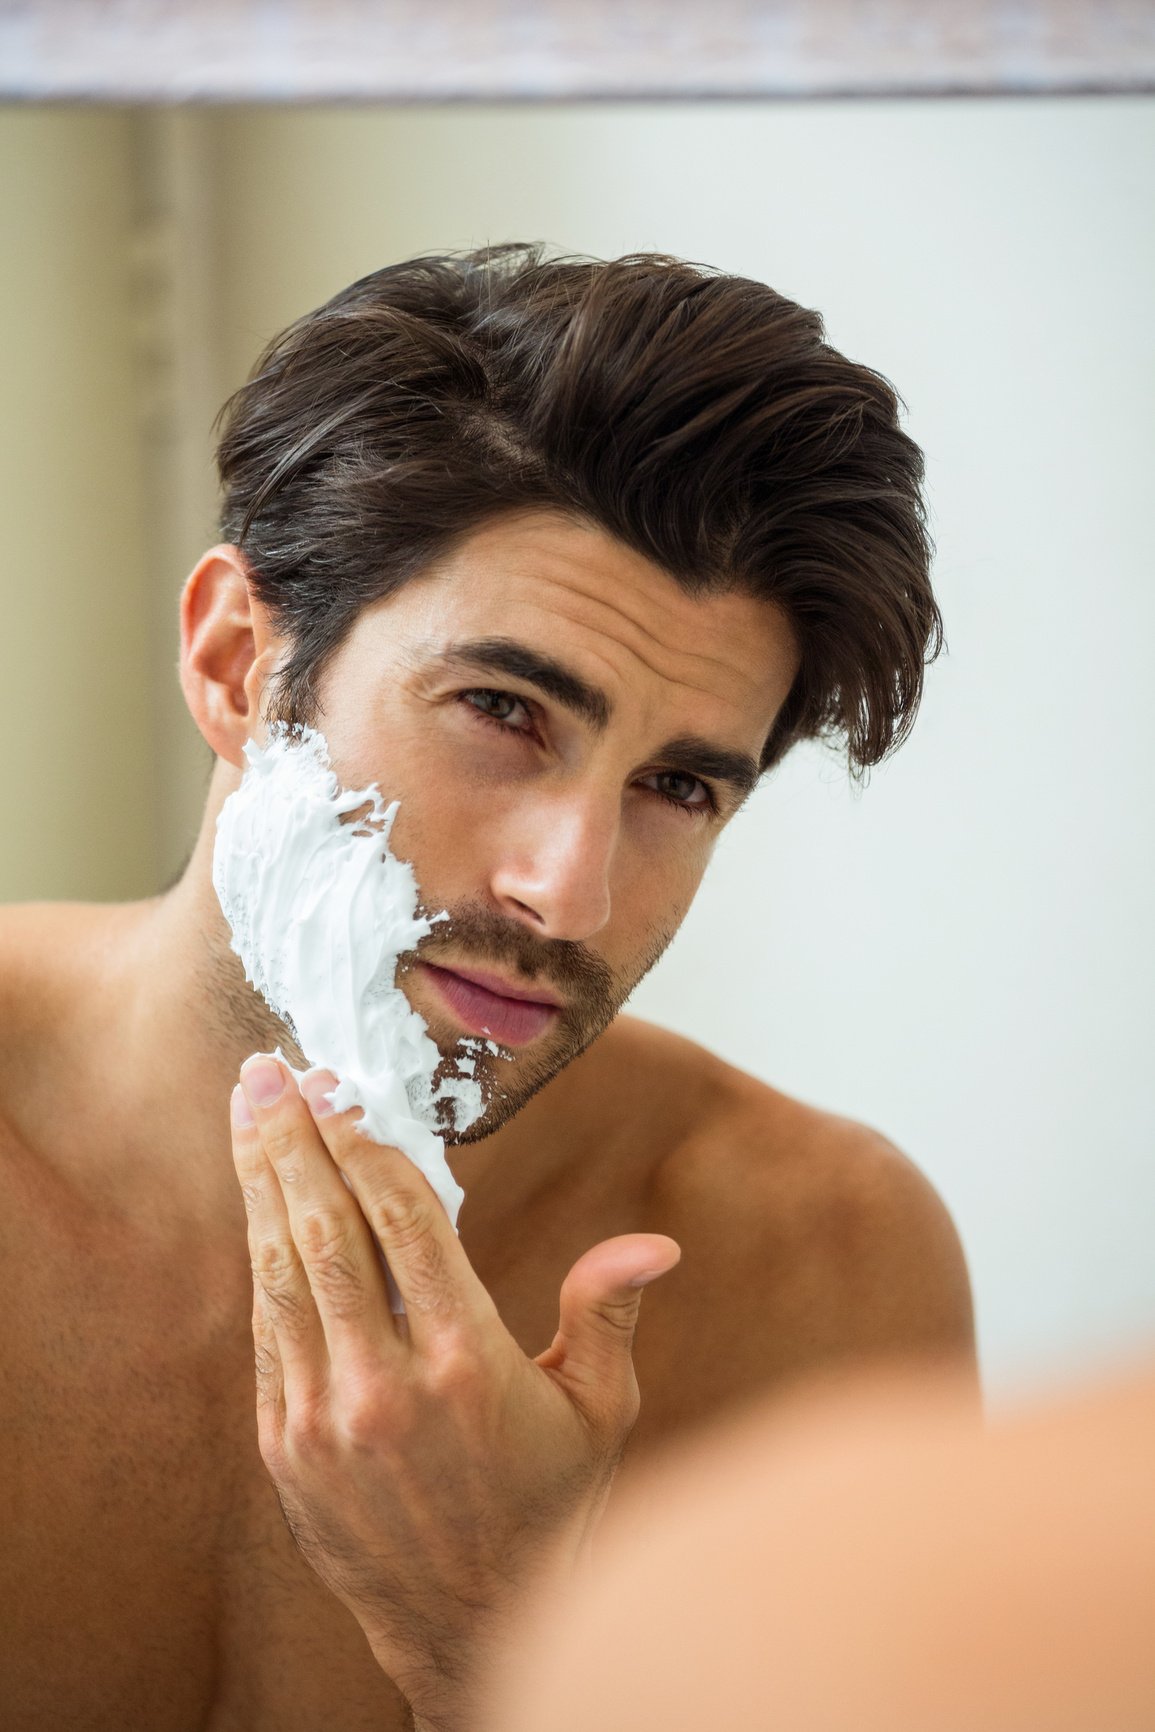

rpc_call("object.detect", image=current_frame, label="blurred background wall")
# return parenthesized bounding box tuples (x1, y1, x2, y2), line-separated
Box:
(2, 96, 1152, 1401)
(0, 107, 157, 900)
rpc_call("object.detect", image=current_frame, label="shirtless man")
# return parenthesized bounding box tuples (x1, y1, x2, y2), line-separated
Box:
(1, 244, 976, 1730)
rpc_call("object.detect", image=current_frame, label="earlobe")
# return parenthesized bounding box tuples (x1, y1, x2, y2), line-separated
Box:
(179, 544, 279, 767)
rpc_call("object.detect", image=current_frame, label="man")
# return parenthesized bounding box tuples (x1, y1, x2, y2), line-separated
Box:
(1, 244, 975, 1729)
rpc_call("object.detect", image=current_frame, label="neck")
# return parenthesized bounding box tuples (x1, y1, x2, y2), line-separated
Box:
(117, 764, 289, 1132)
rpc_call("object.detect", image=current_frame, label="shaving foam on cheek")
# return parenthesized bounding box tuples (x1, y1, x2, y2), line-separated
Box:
(211, 723, 488, 1248)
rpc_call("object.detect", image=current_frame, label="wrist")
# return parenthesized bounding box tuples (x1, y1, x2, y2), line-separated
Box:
(364, 1622, 482, 1732)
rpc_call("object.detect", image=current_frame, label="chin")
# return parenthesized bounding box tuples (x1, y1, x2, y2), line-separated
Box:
(441, 1019, 616, 1145)
(440, 1085, 544, 1144)
(435, 1068, 546, 1145)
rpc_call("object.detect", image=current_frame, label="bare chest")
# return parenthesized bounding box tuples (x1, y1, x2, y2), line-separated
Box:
(1, 1097, 759, 1731)
(1, 1156, 659, 1732)
(2, 1189, 413, 1731)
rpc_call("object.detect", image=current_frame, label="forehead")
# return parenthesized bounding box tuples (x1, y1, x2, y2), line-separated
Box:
(355, 510, 800, 740)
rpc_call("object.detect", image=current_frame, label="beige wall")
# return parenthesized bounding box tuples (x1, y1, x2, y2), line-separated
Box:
(0, 107, 156, 901)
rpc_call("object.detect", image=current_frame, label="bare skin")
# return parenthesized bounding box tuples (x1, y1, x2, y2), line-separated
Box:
(486, 1358, 1155, 1732)
(0, 511, 976, 1728)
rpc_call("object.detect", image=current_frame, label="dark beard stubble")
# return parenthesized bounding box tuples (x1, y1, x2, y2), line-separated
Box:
(400, 898, 677, 1144)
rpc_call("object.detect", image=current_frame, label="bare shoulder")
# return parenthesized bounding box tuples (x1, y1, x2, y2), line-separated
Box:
(0, 904, 88, 1113)
(0, 906, 95, 1373)
(606, 1017, 978, 1442)
(0, 899, 141, 1183)
(0, 900, 98, 1046)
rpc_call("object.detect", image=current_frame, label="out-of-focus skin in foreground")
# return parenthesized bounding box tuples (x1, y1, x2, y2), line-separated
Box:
(484, 1355, 1155, 1732)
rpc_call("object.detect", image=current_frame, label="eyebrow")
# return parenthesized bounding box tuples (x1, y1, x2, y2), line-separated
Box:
(434, 636, 611, 729)
(432, 635, 763, 808)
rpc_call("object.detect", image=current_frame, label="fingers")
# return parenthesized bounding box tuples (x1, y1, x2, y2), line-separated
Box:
(231, 1058, 398, 1389)
(543, 1235, 682, 1438)
(231, 1078, 330, 1413)
(299, 1073, 498, 1350)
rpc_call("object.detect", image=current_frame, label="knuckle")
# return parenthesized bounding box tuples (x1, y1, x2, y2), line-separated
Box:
(272, 1150, 307, 1187)
(251, 1241, 310, 1331)
(298, 1212, 364, 1313)
(297, 1206, 348, 1259)
(425, 1336, 479, 1404)
(260, 1116, 307, 1178)
(338, 1394, 386, 1452)
(251, 1233, 297, 1290)
(355, 1157, 460, 1312)
(231, 1140, 266, 1181)
(335, 1372, 404, 1451)
(405, 1256, 457, 1319)
(253, 1340, 280, 1390)
(367, 1192, 456, 1310)
(369, 1185, 434, 1251)
(595, 1295, 642, 1338)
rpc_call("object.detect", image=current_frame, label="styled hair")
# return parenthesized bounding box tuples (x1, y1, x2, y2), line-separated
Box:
(216, 243, 940, 781)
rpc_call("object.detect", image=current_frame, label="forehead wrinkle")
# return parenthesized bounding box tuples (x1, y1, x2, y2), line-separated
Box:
(517, 575, 769, 711)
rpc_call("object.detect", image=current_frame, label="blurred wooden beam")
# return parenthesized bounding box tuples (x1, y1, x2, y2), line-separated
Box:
(2, 0, 1152, 102)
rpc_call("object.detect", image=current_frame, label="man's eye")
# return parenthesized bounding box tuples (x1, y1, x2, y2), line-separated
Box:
(644, 770, 713, 814)
(461, 689, 532, 730)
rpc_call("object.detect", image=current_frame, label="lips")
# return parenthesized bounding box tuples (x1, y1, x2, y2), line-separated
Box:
(416, 961, 559, 1047)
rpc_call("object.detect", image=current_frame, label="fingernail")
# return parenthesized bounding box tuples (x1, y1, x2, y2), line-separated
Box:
(628, 1268, 668, 1289)
(230, 1083, 255, 1128)
(300, 1070, 338, 1117)
(240, 1056, 285, 1108)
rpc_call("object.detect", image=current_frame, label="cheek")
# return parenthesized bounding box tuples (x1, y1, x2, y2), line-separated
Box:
(328, 708, 479, 827)
(611, 826, 713, 956)
(624, 799, 717, 887)
(378, 742, 504, 891)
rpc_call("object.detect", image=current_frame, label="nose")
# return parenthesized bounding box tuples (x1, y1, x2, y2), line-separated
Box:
(489, 787, 617, 941)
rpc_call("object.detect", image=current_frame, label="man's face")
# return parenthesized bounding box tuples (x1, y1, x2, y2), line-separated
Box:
(268, 510, 800, 1140)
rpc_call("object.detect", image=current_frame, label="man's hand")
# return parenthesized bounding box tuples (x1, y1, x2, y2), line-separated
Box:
(229, 1054, 680, 1732)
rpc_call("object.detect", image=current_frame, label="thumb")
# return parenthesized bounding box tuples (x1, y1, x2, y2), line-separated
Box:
(539, 1233, 682, 1430)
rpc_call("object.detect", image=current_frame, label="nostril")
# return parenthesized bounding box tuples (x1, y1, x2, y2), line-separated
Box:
(509, 897, 548, 925)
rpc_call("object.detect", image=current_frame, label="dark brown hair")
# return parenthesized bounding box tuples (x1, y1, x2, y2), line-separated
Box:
(216, 243, 940, 781)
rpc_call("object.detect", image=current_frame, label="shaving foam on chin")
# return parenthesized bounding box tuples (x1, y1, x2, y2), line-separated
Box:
(212, 723, 486, 1240)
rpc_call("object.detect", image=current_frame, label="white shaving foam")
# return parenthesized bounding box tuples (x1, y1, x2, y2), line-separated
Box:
(212, 724, 486, 1243)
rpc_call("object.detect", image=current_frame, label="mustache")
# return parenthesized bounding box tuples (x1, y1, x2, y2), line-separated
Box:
(409, 899, 618, 1013)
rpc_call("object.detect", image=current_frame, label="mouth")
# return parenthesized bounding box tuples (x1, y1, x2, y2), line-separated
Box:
(415, 961, 561, 1048)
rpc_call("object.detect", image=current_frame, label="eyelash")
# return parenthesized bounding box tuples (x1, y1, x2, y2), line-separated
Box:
(458, 689, 717, 818)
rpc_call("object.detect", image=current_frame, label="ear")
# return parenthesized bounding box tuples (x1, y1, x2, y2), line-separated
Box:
(179, 545, 282, 768)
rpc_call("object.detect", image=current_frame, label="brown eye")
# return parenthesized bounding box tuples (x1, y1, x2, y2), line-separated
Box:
(461, 689, 532, 730)
(660, 772, 700, 802)
(642, 769, 713, 814)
